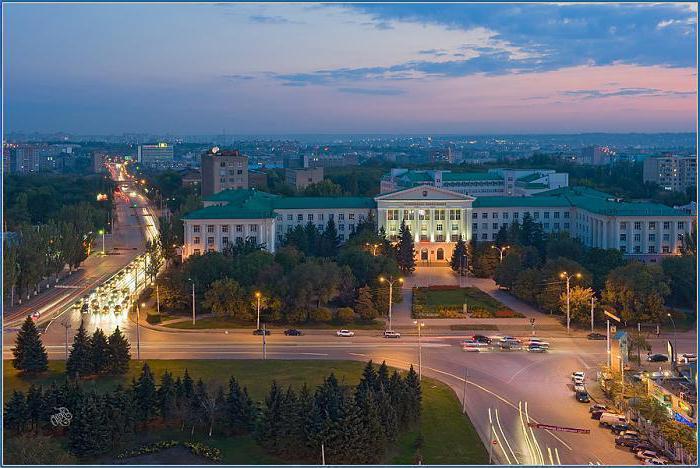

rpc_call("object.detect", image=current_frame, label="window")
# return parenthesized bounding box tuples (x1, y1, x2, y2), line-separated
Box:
(619, 246, 626, 253)
(436, 234, 445, 242)
(207, 225, 214, 233)
(492, 223, 498, 230)
(207, 236, 214, 245)
(648, 245, 656, 254)
(222, 237, 229, 245)
(237, 170, 243, 175)
(403, 211, 413, 220)
(436, 224, 443, 231)
(677, 233, 684, 241)
(620, 233, 627, 242)
(634, 222, 642, 230)
(193, 249, 201, 255)
(349, 223, 355, 232)
(250, 224, 258, 232)
(634, 234, 641, 242)
(620, 222, 627, 230)
(348, 213, 355, 220)
(554, 223, 560, 230)
(534, 212, 539, 219)
(513, 212, 519, 219)
(481, 233, 488, 240)
(317, 224, 323, 231)
(634, 245, 641, 253)
(287, 214, 293, 221)
(564, 223, 569, 229)
(193, 236, 201, 244)
(503, 212, 509, 219)
(339, 234, 345, 241)
(663, 221, 670, 230)
(544, 223, 550, 229)
(339, 224, 345, 231)
(451, 234, 460, 242)
(418, 210, 429, 221)
(677, 222, 685, 230)
(420, 234, 428, 242)
(319, 213, 324, 221)
(662, 246, 670, 253)
(544, 212, 550, 219)
(482, 212, 488, 219)
(452, 224, 459, 231)
(553, 212, 560, 219)
(236, 236, 243, 243)
(472, 223, 478, 231)
(308, 214, 314, 221)
(649, 222, 656, 230)
(220, 162, 226, 167)
(338, 213, 345, 221)
(563, 212, 570, 219)
(297, 214, 303, 221)
(193, 225, 201, 233)
(472, 212, 478, 219)
(436, 210, 445, 220)
(663, 234, 670, 242)
(493, 212, 499, 219)
(649, 234, 656, 242)
(482, 223, 488, 230)
(220, 225, 228, 233)
(249, 236, 257, 244)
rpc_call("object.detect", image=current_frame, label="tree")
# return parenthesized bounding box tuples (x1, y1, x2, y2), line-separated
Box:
(661, 255, 696, 308)
(494, 225, 509, 247)
(12, 316, 48, 373)
(3, 390, 28, 433)
(679, 221, 697, 258)
(603, 262, 670, 323)
(494, 254, 523, 290)
(145, 239, 163, 282)
(68, 392, 110, 457)
(224, 376, 256, 435)
(536, 258, 590, 314)
(396, 222, 416, 274)
(157, 370, 177, 421)
(546, 232, 584, 263)
(303, 221, 321, 256)
(3, 240, 20, 306)
(132, 363, 158, 424)
(404, 365, 422, 424)
(582, 248, 626, 292)
(107, 326, 131, 374)
(89, 328, 110, 374)
(628, 330, 651, 364)
(303, 179, 344, 197)
(471, 242, 499, 278)
(559, 286, 594, 325)
(354, 286, 378, 320)
(449, 236, 468, 274)
(202, 278, 250, 319)
(66, 321, 92, 378)
(319, 218, 340, 258)
(512, 268, 541, 304)
(335, 307, 355, 324)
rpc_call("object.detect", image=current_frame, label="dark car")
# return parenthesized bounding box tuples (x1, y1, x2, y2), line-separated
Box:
(253, 328, 271, 336)
(473, 335, 492, 344)
(647, 354, 669, 362)
(575, 391, 591, 403)
(587, 332, 606, 340)
(631, 442, 656, 453)
(610, 423, 631, 434)
(616, 436, 642, 448)
(591, 410, 605, 420)
(284, 329, 302, 336)
(590, 404, 608, 413)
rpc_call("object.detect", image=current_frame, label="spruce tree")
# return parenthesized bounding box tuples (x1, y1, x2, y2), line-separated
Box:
(3, 390, 28, 433)
(356, 360, 377, 397)
(224, 376, 255, 435)
(278, 386, 301, 458)
(396, 221, 416, 274)
(257, 380, 284, 451)
(132, 363, 158, 424)
(105, 385, 136, 449)
(41, 383, 63, 429)
(25, 384, 44, 432)
(157, 370, 176, 421)
(66, 321, 92, 378)
(68, 392, 110, 457)
(450, 236, 469, 273)
(356, 390, 385, 463)
(89, 328, 110, 374)
(354, 286, 378, 320)
(12, 316, 48, 373)
(303, 221, 321, 256)
(107, 326, 130, 374)
(320, 218, 340, 258)
(495, 225, 509, 247)
(297, 384, 316, 461)
(405, 365, 422, 423)
(377, 361, 390, 390)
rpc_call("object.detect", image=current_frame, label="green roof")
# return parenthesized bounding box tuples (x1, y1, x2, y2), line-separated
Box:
(473, 196, 571, 208)
(183, 205, 273, 220)
(273, 197, 375, 210)
(515, 173, 543, 183)
(442, 172, 503, 181)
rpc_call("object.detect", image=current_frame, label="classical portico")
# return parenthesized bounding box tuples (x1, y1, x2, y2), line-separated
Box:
(375, 185, 474, 264)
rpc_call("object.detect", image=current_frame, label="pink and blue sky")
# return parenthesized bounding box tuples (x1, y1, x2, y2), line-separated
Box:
(3, 2, 697, 134)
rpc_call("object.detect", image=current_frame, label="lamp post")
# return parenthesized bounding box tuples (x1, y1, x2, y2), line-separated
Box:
(413, 319, 425, 381)
(135, 301, 143, 360)
(491, 245, 510, 262)
(590, 295, 597, 333)
(98, 229, 105, 255)
(667, 313, 677, 364)
(365, 243, 380, 256)
(255, 291, 262, 330)
(559, 271, 581, 334)
(379, 275, 403, 332)
(188, 278, 196, 325)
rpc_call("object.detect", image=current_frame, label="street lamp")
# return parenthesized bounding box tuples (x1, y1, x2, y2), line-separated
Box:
(559, 271, 582, 334)
(491, 245, 510, 262)
(135, 301, 145, 360)
(188, 278, 196, 325)
(365, 242, 380, 256)
(255, 291, 262, 330)
(666, 313, 677, 364)
(413, 320, 425, 381)
(98, 229, 105, 255)
(379, 275, 403, 332)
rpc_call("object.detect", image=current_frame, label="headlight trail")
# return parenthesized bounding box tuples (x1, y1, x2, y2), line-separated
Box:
(489, 408, 512, 465)
(495, 407, 519, 464)
(525, 401, 545, 465)
(518, 401, 537, 464)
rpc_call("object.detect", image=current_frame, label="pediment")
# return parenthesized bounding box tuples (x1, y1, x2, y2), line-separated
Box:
(375, 185, 475, 202)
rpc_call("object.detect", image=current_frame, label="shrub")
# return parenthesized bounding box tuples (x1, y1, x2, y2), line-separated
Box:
(335, 307, 355, 324)
(427, 285, 459, 291)
(309, 307, 332, 322)
(285, 308, 307, 324)
(469, 309, 492, 318)
(494, 309, 524, 318)
(145, 313, 161, 324)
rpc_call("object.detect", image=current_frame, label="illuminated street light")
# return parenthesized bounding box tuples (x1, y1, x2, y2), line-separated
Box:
(365, 242, 380, 256)
(413, 320, 425, 380)
(560, 271, 582, 334)
(491, 245, 510, 262)
(98, 229, 105, 255)
(255, 291, 262, 330)
(379, 275, 403, 331)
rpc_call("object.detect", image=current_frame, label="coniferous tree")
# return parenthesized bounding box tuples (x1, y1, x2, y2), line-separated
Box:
(132, 363, 158, 424)
(106, 326, 131, 374)
(495, 225, 509, 247)
(41, 383, 63, 429)
(157, 370, 177, 421)
(66, 321, 92, 378)
(68, 392, 110, 457)
(12, 316, 48, 373)
(89, 328, 110, 374)
(449, 236, 469, 274)
(189, 378, 208, 435)
(257, 380, 285, 451)
(354, 286, 378, 320)
(377, 361, 390, 390)
(105, 385, 136, 449)
(278, 386, 302, 458)
(303, 221, 321, 256)
(297, 384, 317, 460)
(320, 218, 340, 258)
(396, 221, 416, 274)
(25, 384, 44, 432)
(405, 365, 422, 424)
(388, 370, 409, 425)
(4, 390, 28, 433)
(224, 376, 256, 435)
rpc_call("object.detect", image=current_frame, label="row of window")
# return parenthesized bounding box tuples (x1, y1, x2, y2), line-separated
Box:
(621, 221, 685, 230)
(279, 223, 356, 232)
(472, 222, 569, 231)
(192, 224, 258, 234)
(386, 209, 462, 221)
(386, 222, 461, 232)
(620, 245, 676, 254)
(277, 212, 362, 222)
(192, 235, 257, 246)
(472, 211, 568, 220)
(620, 233, 684, 242)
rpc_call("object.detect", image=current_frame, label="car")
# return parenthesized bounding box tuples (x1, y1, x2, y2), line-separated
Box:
(599, 412, 628, 427)
(616, 436, 642, 448)
(472, 334, 492, 344)
(631, 442, 656, 453)
(642, 458, 668, 466)
(636, 450, 660, 461)
(336, 329, 354, 337)
(610, 423, 631, 434)
(647, 353, 669, 362)
(383, 330, 401, 339)
(677, 353, 697, 364)
(30, 311, 41, 321)
(591, 410, 605, 420)
(590, 403, 608, 413)
(462, 344, 481, 352)
(253, 328, 271, 336)
(501, 335, 521, 343)
(527, 338, 550, 348)
(574, 384, 586, 393)
(571, 371, 585, 381)
(527, 344, 547, 353)
(499, 341, 522, 350)
(587, 332, 607, 340)
(81, 303, 90, 314)
(575, 391, 590, 403)
(619, 430, 640, 439)
(284, 329, 303, 336)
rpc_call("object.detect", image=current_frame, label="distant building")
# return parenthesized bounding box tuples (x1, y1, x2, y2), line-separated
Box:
(579, 146, 615, 165)
(380, 168, 568, 197)
(138, 143, 174, 167)
(643, 154, 697, 192)
(92, 152, 107, 173)
(283, 154, 306, 169)
(306, 153, 358, 168)
(249, 170, 268, 190)
(429, 148, 454, 164)
(285, 167, 324, 190)
(179, 168, 201, 188)
(5, 145, 38, 173)
(200, 147, 248, 197)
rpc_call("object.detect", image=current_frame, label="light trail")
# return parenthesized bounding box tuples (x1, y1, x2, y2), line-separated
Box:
(489, 408, 512, 464)
(495, 407, 520, 464)
(525, 401, 546, 465)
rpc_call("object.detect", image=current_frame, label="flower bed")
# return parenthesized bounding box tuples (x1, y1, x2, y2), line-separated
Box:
(412, 286, 522, 319)
(117, 440, 222, 463)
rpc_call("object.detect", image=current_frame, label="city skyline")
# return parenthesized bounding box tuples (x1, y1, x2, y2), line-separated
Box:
(4, 3, 698, 134)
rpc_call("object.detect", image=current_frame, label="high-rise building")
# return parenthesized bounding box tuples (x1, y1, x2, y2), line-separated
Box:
(579, 146, 614, 165)
(285, 167, 324, 190)
(138, 143, 174, 167)
(5, 145, 38, 173)
(201, 147, 249, 197)
(643, 154, 697, 192)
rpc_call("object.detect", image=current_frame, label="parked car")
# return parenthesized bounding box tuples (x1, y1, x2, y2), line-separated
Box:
(616, 436, 643, 448)
(383, 330, 401, 339)
(677, 353, 697, 364)
(284, 329, 303, 336)
(587, 332, 607, 340)
(336, 329, 355, 337)
(500, 335, 521, 343)
(527, 338, 550, 349)
(575, 391, 590, 403)
(636, 450, 661, 461)
(472, 334, 492, 344)
(571, 371, 585, 385)
(590, 404, 607, 413)
(642, 457, 669, 465)
(631, 442, 656, 453)
(599, 412, 627, 427)
(610, 423, 631, 434)
(591, 411, 605, 420)
(253, 328, 271, 336)
(647, 353, 669, 362)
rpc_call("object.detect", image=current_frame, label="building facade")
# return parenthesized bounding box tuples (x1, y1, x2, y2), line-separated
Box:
(182, 185, 693, 263)
(643, 155, 697, 193)
(138, 143, 174, 167)
(200, 147, 249, 197)
(285, 167, 324, 190)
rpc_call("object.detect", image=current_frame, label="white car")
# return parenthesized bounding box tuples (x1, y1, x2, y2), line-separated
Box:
(383, 330, 401, 339)
(462, 340, 488, 352)
(574, 384, 586, 393)
(571, 371, 585, 384)
(336, 329, 355, 337)
(636, 450, 660, 461)
(527, 338, 550, 348)
(643, 457, 669, 465)
(677, 353, 697, 364)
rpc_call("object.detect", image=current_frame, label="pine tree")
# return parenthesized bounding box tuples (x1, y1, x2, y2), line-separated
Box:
(356, 360, 377, 397)
(303, 221, 321, 256)
(297, 384, 317, 461)
(495, 225, 509, 247)
(132, 363, 158, 424)
(105, 385, 136, 449)
(224, 376, 255, 435)
(377, 361, 390, 390)
(356, 390, 386, 463)
(68, 392, 110, 457)
(354, 286, 378, 320)
(396, 221, 416, 274)
(449, 236, 469, 273)
(89, 328, 110, 374)
(278, 386, 302, 458)
(388, 370, 409, 425)
(107, 326, 131, 374)
(320, 218, 340, 258)
(157, 370, 176, 421)
(25, 384, 44, 432)
(405, 365, 422, 424)
(257, 380, 285, 451)
(12, 316, 48, 373)
(66, 321, 92, 378)
(4, 390, 28, 433)
(41, 383, 63, 430)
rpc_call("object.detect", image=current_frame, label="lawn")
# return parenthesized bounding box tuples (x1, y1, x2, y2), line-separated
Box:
(4, 359, 488, 465)
(163, 317, 385, 330)
(412, 286, 522, 319)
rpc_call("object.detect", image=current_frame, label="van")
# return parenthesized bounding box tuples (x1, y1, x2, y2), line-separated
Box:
(599, 412, 627, 427)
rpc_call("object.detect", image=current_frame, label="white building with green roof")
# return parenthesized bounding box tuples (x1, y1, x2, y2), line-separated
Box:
(182, 185, 693, 264)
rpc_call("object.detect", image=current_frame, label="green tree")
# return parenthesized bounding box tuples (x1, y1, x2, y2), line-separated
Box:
(559, 286, 594, 325)
(661, 255, 696, 308)
(494, 254, 523, 290)
(89, 328, 110, 374)
(335, 307, 355, 324)
(396, 222, 416, 274)
(68, 392, 110, 457)
(628, 330, 652, 364)
(512, 268, 541, 304)
(12, 316, 48, 373)
(546, 232, 584, 262)
(202, 278, 250, 319)
(107, 326, 131, 374)
(66, 321, 92, 378)
(132, 363, 159, 424)
(602, 262, 670, 323)
(145, 239, 163, 282)
(3, 240, 21, 306)
(582, 248, 627, 292)
(303, 179, 344, 197)
(536, 258, 590, 314)
(3, 390, 28, 433)
(224, 376, 256, 435)
(157, 370, 177, 421)
(354, 286, 378, 320)
(494, 225, 509, 247)
(319, 218, 340, 258)
(449, 236, 468, 274)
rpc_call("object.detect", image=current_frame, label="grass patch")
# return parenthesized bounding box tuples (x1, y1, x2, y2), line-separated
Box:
(164, 317, 384, 330)
(413, 286, 522, 319)
(4, 359, 487, 465)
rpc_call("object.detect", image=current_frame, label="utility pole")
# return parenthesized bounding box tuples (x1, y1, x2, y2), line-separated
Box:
(491, 245, 509, 262)
(606, 319, 611, 367)
(321, 443, 325, 465)
(559, 271, 581, 334)
(462, 368, 468, 413)
(590, 296, 596, 333)
(156, 283, 160, 316)
(262, 323, 267, 360)
(60, 320, 71, 361)
(136, 301, 142, 360)
(191, 280, 196, 325)
(413, 320, 424, 380)
(255, 292, 262, 330)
